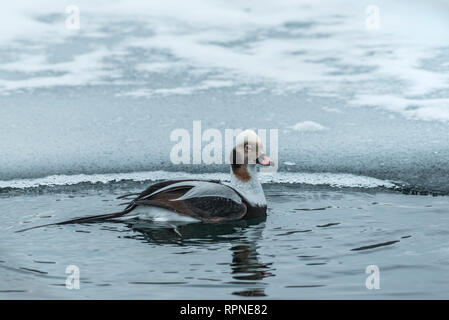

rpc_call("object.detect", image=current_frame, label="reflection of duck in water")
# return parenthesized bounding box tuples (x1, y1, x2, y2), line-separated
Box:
(230, 240, 274, 297)
(123, 218, 273, 297)
(18, 130, 271, 232)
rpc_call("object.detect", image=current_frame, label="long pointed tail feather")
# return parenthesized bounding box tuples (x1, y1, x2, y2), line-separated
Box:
(15, 205, 135, 233)
(116, 193, 140, 200)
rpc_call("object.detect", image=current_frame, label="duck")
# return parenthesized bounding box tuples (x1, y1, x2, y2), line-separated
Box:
(17, 129, 271, 232)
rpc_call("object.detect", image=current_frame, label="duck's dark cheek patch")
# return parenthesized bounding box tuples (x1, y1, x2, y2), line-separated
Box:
(232, 165, 251, 182)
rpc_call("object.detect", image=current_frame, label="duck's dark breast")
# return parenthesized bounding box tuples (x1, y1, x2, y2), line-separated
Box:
(243, 204, 267, 220)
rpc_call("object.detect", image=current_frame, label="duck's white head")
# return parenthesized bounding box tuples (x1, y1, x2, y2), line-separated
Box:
(227, 130, 270, 207)
(230, 129, 271, 182)
(231, 130, 270, 182)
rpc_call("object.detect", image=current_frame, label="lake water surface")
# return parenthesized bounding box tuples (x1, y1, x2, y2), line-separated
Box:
(2, 180, 449, 299)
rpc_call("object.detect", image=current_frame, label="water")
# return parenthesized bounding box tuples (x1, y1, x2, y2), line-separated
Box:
(2, 180, 449, 299)
(1, 0, 449, 299)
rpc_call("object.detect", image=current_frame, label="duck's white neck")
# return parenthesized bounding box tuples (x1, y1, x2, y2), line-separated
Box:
(228, 164, 266, 207)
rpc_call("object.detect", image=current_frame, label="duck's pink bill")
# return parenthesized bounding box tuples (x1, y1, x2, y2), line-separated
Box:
(259, 155, 271, 166)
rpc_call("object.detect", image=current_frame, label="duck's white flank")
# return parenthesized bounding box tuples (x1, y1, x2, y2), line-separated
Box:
(120, 205, 200, 222)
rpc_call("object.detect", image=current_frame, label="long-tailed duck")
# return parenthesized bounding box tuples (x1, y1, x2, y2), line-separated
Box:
(18, 129, 271, 231)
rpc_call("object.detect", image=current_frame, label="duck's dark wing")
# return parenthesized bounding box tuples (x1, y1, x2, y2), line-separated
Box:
(132, 180, 247, 223)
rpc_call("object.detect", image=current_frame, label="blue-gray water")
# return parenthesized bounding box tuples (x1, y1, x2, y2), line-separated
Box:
(1, 0, 449, 299)
(2, 183, 449, 299)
